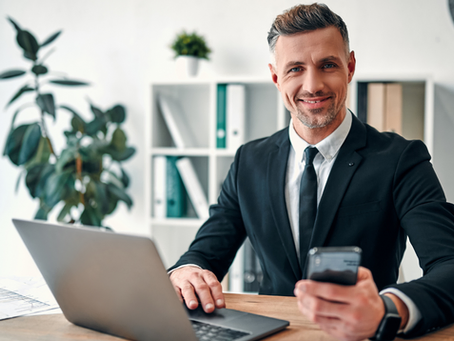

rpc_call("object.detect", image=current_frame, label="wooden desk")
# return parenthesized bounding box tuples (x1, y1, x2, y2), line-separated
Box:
(0, 293, 453, 341)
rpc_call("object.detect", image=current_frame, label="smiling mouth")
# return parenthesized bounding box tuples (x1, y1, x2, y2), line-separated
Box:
(300, 97, 330, 103)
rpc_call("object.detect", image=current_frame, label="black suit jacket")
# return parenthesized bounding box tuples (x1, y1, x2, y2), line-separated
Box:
(171, 113, 454, 336)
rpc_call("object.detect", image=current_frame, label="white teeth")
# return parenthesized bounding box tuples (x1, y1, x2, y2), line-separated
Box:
(304, 100, 321, 103)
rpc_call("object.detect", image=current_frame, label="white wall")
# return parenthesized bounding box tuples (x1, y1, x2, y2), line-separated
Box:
(1, 0, 454, 278)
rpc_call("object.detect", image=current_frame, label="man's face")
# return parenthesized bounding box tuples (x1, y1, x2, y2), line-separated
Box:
(269, 26, 355, 135)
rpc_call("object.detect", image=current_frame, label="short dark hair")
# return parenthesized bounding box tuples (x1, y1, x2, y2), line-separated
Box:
(267, 3, 350, 57)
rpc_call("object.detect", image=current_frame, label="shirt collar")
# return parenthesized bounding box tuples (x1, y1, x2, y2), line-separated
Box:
(288, 110, 353, 162)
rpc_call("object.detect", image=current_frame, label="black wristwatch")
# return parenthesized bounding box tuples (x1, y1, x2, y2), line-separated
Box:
(370, 295, 402, 341)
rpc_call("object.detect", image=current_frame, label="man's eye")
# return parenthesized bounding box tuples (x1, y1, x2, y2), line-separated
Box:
(323, 63, 336, 69)
(290, 67, 302, 72)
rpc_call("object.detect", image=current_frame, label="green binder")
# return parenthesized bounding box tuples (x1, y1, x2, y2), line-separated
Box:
(166, 156, 186, 217)
(216, 84, 227, 149)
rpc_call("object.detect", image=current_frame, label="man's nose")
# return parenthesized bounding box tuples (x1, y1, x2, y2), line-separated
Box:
(302, 69, 324, 95)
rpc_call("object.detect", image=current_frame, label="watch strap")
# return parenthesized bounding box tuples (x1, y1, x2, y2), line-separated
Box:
(370, 295, 402, 340)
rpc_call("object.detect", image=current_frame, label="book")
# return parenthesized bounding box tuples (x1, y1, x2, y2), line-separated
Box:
(367, 83, 403, 134)
(367, 83, 386, 131)
(226, 84, 245, 151)
(166, 156, 186, 218)
(216, 84, 227, 149)
(158, 94, 197, 148)
(175, 157, 209, 219)
(384, 83, 403, 135)
(153, 155, 167, 218)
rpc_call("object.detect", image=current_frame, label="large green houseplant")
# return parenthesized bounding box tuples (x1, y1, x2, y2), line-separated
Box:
(0, 18, 135, 228)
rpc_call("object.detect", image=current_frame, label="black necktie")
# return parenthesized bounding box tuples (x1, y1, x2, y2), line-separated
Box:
(299, 146, 319, 271)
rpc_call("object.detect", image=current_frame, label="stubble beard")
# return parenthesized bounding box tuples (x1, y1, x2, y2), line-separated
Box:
(295, 95, 344, 129)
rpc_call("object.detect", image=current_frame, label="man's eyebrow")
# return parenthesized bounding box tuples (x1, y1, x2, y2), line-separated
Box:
(283, 61, 306, 69)
(283, 56, 343, 69)
(319, 55, 343, 63)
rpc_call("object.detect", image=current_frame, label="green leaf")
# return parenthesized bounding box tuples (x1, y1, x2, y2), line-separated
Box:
(4, 124, 29, 165)
(59, 104, 83, 117)
(85, 117, 106, 136)
(107, 104, 126, 123)
(59, 105, 86, 132)
(103, 170, 124, 189)
(110, 127, 127, 152)
(90, 103, 104, 118)
(35, 207, 50, 220)
(32, 64, 48, 76)
(26, 163, 48, 198)
(107, 146, 136, 162)
(0, 69, 26, 79)
(17, 30, 40, 61)
(106, 183, 133, 209)
(93, 181, 109, 215)
(106, 198, 118, 215)
(5, 84, 35, 108)
(120, 167, 130, 188)
(71, 116, 86, 133)
(56, 147, 77, 173)
(18, 123, 41, 165)
(7, 17, 21, 31)
(36, 93, 56, 119)
(28, 163, 55, 199)
(24, 136, 51, 169)
(44, 170, 74, 208)
(49, 79, 89, 86)
(80, 205, 102, 227)
(40, 30, 62, 48)
(57, 203, 72, 222)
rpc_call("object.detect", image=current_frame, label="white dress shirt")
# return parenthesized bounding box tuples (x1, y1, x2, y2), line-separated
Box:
(286, 111, 420, 333)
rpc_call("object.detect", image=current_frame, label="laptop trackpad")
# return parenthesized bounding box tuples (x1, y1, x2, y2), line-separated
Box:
(186, 306, 247, 324)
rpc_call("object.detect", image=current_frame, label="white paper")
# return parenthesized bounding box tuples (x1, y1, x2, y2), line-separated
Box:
(0, 277, 59, 320)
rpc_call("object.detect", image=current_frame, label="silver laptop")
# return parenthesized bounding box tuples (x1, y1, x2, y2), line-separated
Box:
(12, 219, 289, 341)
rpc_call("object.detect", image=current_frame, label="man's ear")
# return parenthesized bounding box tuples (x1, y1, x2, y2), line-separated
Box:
(347, 51, 356, 83)
(268, 63, 280, 91)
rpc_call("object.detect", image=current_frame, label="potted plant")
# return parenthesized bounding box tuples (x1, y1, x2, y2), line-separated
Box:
(170, 30, 212, 77)
(0, 17, 135, 229)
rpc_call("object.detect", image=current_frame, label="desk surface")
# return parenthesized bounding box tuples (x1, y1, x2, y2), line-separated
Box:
(0, 293, 453, 341)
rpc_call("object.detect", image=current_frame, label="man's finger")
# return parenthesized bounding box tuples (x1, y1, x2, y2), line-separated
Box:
(295, 280, 352, 304)
(190, 275, 216, 312)
(179, 280, 200, 310)
(202, 270, 225, 308)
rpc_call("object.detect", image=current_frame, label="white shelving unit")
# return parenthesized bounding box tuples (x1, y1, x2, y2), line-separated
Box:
(145, 77, 287, 268)
(349, 74, 434, 282)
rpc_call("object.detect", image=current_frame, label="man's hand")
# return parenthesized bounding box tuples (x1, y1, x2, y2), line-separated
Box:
(294, 266, 387, 341)
(169, 266, 225, 313)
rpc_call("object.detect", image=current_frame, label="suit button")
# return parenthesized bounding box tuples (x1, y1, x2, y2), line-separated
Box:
(348, 162, 354, 167)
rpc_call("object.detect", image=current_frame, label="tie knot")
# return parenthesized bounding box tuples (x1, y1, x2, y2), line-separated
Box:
(304, 147, 319, 165)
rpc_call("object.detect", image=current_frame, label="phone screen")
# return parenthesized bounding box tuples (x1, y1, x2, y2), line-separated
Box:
(307, 246, 362, 285)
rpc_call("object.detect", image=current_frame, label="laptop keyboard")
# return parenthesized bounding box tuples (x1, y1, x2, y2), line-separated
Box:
(191, 320, 250, 341)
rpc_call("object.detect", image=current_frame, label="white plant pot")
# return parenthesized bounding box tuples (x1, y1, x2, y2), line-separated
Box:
(175, 56, 200, 78)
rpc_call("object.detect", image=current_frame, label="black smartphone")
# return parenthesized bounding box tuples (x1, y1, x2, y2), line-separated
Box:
(306, 246, 362, 285)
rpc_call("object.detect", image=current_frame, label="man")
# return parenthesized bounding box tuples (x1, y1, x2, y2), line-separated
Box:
(169, 3, 454, 340)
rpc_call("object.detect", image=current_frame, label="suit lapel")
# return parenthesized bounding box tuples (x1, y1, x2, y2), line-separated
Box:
(267, 131, 302, 280)
(309, 114, 367, 250)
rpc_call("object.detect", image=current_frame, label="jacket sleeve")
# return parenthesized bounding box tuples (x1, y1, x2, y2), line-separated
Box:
(389, 140, 454, 337)
(167, 146, 247, 281)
